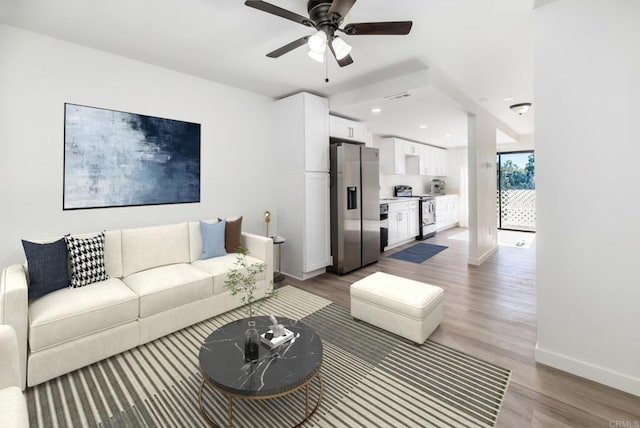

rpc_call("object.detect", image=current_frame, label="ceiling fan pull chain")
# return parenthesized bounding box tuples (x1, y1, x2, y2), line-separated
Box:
(325, 49, 330, 83)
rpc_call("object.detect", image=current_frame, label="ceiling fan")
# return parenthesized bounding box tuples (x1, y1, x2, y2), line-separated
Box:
(244, 0, 413, 67)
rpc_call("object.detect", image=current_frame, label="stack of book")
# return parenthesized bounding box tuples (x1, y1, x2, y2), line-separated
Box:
(260, 328, 294, 349)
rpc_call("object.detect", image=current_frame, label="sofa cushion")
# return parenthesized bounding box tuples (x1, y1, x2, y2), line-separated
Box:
(28, 278, 139, 352)
(103, 230, 123, 278)
(121, 223, 190, 277)
(29, 230, 123, 278)
(21, 238, 70, 299)
(188, 219, 218, 263)
(192, 254, 265, 295)
(200, 220, 227, 259)
(220, 216, 243, 253)
(122, 264, 213, 317)
(65, 232, 109, 288)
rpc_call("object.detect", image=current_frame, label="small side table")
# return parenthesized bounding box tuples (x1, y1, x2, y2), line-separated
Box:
(271, 236, 285, 283)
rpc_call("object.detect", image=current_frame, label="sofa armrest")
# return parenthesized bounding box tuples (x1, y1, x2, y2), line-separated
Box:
(241, 233, 274, 290)
(0, 325, 21, 390)
(0, 265, 28, 390)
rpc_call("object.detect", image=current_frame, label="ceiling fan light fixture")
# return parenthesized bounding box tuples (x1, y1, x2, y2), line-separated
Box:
(332, 36, 352, 60)
(308, 30, 327, 53)
(308, 49, 325, 63)
(510, 102, 532, 116)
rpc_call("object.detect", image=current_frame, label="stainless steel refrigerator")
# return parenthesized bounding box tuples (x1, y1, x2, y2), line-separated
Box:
(329, 143, 380, 274)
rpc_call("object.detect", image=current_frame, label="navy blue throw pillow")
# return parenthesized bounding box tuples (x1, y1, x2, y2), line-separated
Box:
(22, 238, 70, 299)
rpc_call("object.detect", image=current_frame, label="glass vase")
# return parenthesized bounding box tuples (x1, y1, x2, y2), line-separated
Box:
(244, 319, 260, 362)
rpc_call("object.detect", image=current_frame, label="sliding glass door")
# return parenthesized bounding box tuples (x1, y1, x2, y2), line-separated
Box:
(497, 151, 536, 232)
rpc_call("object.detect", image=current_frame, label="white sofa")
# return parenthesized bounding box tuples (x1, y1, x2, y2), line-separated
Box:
(0, 325, 28, 427)
(0, 220, 273, 389)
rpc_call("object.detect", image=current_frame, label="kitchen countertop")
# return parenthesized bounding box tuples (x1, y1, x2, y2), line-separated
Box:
(379, 194, 457, 204)
(379, 197, 420, 204)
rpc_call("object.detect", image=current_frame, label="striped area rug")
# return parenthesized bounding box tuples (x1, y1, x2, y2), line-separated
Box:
(26, 286, 510, 427)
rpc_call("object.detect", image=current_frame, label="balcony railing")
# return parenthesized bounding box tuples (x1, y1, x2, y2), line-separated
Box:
(497, 189, 536, 231)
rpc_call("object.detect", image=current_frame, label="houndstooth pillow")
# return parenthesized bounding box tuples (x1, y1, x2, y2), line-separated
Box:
(65, 232, 110, 287)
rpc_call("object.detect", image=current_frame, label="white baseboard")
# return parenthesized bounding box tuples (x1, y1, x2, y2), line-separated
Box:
(467, 245, 497, 265)
(535, 344, 640, 396)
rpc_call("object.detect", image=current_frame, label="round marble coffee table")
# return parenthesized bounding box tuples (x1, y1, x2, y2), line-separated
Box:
(198, 316, 323, 427)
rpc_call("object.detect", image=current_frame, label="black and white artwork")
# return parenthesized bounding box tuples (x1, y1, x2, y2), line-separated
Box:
(63, 103, 201, 210)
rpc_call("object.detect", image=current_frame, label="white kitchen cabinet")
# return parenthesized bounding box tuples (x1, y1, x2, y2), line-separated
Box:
(418, 145, 448, 176)
(386, 200, 419, 247)
(435, 194, 459, 231)
(304, 172, 331, 272)
(420, 145, 433, 176)
(381, 137, 448, 177)
(404, 141, 420, 156)
(275, 92, 329, 174)
(408, 200, 419, 237)
(329, 115, 367, 143)
(380, 137, 406, 175)
(274, 92, 331, 279)
(433, 148, 448, 176)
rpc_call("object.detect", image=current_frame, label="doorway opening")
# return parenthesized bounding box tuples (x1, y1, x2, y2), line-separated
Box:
(497, 151, 535, 232)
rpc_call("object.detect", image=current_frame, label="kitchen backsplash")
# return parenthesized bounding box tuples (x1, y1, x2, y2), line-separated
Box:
(380, 174, 438, 197)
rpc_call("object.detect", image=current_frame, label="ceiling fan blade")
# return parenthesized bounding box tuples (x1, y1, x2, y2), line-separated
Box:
(328, 42, 354, 67)
(343, 21, 413, 35)
(327, 0, 357, 20)
(266, 36, 310, 58)
(245, 1, 313, 27)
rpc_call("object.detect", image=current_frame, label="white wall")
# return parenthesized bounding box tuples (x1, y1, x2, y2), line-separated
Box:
(497, 134, 535, 153)
(467, 113, 498, 264)
(446, 147, 469, 227)
(0, 24, 277, 267)
(535, 0, 640, 396)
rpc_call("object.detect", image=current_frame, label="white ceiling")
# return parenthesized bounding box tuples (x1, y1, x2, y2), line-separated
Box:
(0, 0, 534, 141)
(332, 86, 470, 148)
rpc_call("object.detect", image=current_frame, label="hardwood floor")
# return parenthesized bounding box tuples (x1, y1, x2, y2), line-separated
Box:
(278, 227, 640, 427)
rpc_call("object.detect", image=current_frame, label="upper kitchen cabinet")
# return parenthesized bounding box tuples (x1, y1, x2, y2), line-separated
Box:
(329, 115, 367, 144)
(380, 137, 406, 175)
(419, 145, 448, 176)
(274, 92, 329, 174)
(404, 141, 420, 156)
(381, 137, 449, 177)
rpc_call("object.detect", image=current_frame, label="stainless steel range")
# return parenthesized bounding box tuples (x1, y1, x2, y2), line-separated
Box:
(393, 185, 437, 240)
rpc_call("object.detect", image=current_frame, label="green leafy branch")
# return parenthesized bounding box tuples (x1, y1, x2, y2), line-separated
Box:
(224, 246, 276, 320)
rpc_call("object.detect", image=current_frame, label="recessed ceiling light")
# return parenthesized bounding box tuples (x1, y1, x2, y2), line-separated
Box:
(445, 133, 452, 138)
(503, 96, 515, 102)
(419, 124, 428, 129)
(371, 108, 382, 113)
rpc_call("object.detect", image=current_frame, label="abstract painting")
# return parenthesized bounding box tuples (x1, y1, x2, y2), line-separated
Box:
(63, 103, 200, 209)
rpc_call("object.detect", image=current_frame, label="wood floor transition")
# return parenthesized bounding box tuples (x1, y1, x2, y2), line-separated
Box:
(277, 227, 640, 428)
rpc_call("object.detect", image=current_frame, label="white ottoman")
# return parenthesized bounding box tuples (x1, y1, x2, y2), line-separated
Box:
(350, 272, 444, 344)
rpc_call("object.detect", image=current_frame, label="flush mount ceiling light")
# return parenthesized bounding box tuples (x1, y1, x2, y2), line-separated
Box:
(510, 102, 532, 116)
(370, 107, 382, 113)
(502, 96, 515, 102)
(419, 124, 428, 129)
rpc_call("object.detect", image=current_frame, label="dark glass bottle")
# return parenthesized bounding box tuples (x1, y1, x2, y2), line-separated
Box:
(244, 320, 260, 362)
